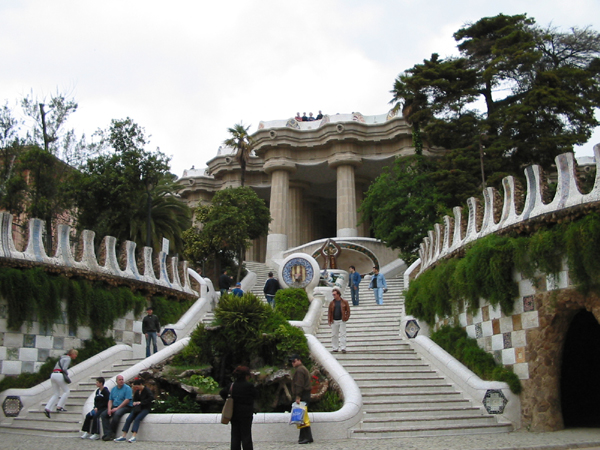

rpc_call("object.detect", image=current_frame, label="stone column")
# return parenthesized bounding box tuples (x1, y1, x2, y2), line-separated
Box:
(264, 159, 296, 262)
(288, 181, 311, 249)
(329, 151, 362, 238)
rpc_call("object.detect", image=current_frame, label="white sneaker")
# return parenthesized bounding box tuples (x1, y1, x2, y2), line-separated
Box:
(89, 434, 100, 440)
(128, 437, 137, 443)
(80, 432, 90, 439)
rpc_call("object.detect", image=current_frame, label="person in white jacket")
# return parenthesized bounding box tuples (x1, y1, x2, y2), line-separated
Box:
(44, 348, 78, 418)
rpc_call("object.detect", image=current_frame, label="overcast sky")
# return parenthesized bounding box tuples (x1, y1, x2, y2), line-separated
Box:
(1, 0, 599, 177)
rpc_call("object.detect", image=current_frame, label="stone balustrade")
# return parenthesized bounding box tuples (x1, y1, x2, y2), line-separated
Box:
(0, 212, 197, 296)
(418, 146, 600, 274)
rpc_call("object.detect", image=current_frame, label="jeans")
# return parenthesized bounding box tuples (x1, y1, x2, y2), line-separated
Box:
(100, 405, 132, 438)
(82, 407, 105, 434)
(350, 286, 359, 306)
(265, 294, 275, 308)
(122, 408, 149, 434)
(145, 332, 158, 357)
(373, 288, 384, 305)
(331, 320, 347, 351)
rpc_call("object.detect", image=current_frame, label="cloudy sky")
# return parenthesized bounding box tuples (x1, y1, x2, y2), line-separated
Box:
(1, 0, 599, 177)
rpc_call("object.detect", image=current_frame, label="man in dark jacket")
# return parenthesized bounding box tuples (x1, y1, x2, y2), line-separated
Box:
(263, 272, 281, 308)
(142, 307, 161, 357)
(219, 270, 233, 296)
(328, 286, 351, 353)
(290, 355, 313, 444)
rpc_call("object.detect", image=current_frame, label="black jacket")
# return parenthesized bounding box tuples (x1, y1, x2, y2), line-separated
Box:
(263, 277, 281, 296)
(220, 380, 257, 419)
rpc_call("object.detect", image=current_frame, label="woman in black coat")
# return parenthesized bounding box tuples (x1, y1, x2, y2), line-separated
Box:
(220, 366, 257, 450)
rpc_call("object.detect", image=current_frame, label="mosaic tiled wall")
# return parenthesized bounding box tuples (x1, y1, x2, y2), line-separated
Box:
(0, 298, 144, 377)
(433, 266, 571, 380)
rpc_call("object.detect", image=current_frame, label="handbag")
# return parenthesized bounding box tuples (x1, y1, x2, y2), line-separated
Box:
(59, 359, 71, 384)
(289, 402, 306, 425)
(221, 383, 234, 425)
(297, 407, 311, 429)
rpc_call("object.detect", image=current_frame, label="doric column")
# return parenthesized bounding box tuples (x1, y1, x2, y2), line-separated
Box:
(329, 150, 362, 238)
(264, 158, 296, 262)
(288, 181, 310, 249)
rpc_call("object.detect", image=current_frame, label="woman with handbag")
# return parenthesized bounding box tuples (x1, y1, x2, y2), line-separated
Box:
(44, 348, 78, 418)
(219, 366, 257, 450)
(114, 379, 154, 443)
(80, 377, 110, 439)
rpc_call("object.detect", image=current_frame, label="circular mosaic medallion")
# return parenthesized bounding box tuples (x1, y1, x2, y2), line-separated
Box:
(282, 257, 315, 289)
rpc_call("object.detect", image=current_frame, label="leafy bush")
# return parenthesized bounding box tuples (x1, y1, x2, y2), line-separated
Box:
(185, 374, 220, 394)
(151, 393, 203, 413)
(431, 325, 522, 394)
(275, 288, 310, 320)
(310, 390, 344, 412)
(174, 292, 309, 382)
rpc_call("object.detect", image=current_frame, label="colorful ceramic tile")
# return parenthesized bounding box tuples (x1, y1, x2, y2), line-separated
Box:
(23, 334, 35, 348)
(515, 347, 526, 363)
(512, 314, 523, 331)
(523, 295, 535, 312)
(503, 332, 512, 349)
(492, 319, 501, 335)
(482, 305, 490, 322)
(475, 323, 483, 339)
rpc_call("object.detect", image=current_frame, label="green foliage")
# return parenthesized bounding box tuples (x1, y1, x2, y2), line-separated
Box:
(431, 326, 522, 394)
(407, 213, 600, 322)
(176, 293, 309, 378)
(151, 393, 203, 413)
(183, 187, 271, 274)
(0, 266, 191, 337)
(274, 288, 310, 320)
(360, 156, 447, 263)
(0, 337, 115, 392)
(151, 296, 194, 327)
(71, 118, 190, 255)
(310, 390, 344, 412)
(185, 374, 220, 394)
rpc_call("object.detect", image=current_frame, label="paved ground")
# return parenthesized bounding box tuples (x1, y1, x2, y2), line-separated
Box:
(3, 429, 600, 450)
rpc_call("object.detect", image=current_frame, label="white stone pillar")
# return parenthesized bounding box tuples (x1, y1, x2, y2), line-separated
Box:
(264, 159, 296, 262)
(329, 150, 362, 238)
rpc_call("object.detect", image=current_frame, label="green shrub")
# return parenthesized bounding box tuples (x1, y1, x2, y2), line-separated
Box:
(431, 325, 522, 394)
(310, 390, 344, 412)
(185, 374, 220, 394)
(274, 288, 310, 320)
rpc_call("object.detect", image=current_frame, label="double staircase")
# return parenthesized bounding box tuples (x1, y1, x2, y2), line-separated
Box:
(0, 356, 143, 437)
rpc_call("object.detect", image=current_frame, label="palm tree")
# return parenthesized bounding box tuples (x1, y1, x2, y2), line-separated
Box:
(129, 176, 192, 255)
(224, 123, 253, 187)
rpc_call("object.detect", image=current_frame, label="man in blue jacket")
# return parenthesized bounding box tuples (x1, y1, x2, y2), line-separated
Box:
(368, 266, 387, 305)
(348, 266, 362, 306)
(100, 375, 133, 441)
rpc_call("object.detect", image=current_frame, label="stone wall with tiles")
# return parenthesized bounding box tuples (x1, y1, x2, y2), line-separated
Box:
(431, 260, 600, 431)
(0, 297, 145, 378)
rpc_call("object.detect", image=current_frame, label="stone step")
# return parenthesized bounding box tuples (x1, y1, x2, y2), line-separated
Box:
(362, 399, 474, 411)
(350, 422, 512, 439)
(359, 414, 500, 430)
(361, 392, 465, 402)
(13, 415, 81, 430)
(354, 376, 446, 385)
(0, 423, 79, 436)
(359, 384, 454, 395)
(364, 406, 484, 419)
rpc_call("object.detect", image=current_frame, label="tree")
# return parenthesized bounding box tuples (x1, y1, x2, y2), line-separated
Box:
(390, 14, 600, 181)
(183, 187, 271, 282)
(72, 118, 191, 254)
(359, 156, 447, 264)
(223, 123, 253, 187)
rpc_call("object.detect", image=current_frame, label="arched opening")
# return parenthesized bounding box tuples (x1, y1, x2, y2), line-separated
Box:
(560, 309, 600, 427)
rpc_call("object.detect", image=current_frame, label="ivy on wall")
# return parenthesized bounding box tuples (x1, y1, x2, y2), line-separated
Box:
(0, 266, 190, 337)
(405, 212, 600, 324)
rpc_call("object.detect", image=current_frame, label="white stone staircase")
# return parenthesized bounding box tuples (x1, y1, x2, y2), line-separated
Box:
(0, 356, 143, 437)
(316, 275, 512, 438)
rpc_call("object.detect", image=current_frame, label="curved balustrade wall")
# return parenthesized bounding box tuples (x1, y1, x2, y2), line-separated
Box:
(0, 212, 197, 296)
(418, 147, 600, 274)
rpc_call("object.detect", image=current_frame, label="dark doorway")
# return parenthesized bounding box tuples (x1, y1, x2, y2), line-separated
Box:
(561, 309, 600, 427)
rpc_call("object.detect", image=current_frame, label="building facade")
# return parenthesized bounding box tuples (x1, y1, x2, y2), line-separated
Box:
(177, 111, 444, 264)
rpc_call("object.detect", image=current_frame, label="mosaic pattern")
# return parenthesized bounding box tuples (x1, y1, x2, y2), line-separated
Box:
(2, 396, 23, 417)
(483, 389, 508, 414)
(23, 334, 36, 348)
(282, 257, 314, 288)
(160, 328, 177, 346)
(475, 323, 483, 339)
(311, 241, 380, 269)
(405, 319, 420, 339)
(523, 295, 535, 312)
